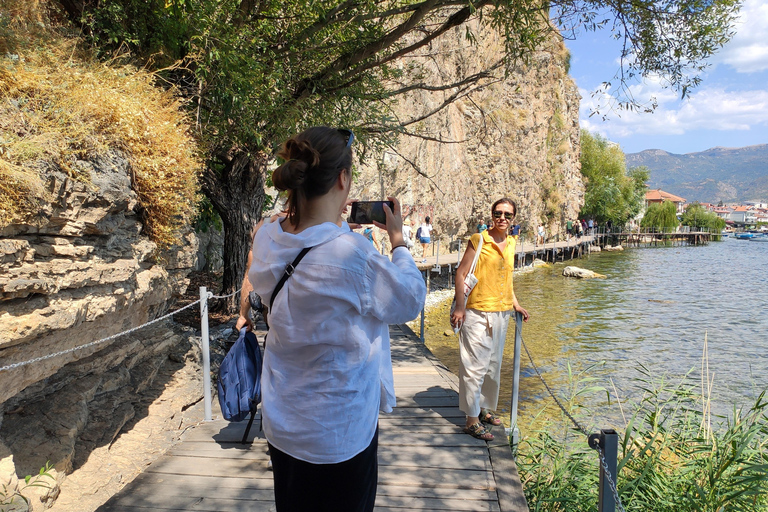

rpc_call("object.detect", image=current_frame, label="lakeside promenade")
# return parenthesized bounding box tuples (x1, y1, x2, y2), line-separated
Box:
(96, 324, 529, 512)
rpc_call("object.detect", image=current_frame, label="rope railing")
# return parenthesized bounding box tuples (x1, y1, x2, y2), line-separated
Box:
(0, 287, 242, 374)
(513, 312, 626, 512)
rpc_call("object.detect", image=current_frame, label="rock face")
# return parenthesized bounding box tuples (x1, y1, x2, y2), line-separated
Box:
(0, 152, 198, 496)
(351, 23, 584, 250)
(563, 266, 606, 279)
(603, 245, 624, 252)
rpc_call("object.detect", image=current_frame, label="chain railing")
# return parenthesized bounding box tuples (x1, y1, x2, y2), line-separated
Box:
(512, 311, 626, 512)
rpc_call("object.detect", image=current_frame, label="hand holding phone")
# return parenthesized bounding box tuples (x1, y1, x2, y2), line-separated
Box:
(349, 200, 395, 225)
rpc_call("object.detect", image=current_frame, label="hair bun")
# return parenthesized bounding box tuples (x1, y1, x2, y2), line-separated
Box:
(284, 138, 320, 168)
(272, 159, 308, 191)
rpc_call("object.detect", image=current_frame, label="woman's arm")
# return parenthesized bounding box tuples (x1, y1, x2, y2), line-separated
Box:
(511, 290, 530, 322)
(450, 239, 477, 329)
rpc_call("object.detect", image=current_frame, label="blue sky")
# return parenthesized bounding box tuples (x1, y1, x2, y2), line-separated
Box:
(562, 0, 768, 155)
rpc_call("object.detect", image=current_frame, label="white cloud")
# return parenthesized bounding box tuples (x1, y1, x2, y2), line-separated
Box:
(713, 0, 768, 72)
(580, 82, 768, 139)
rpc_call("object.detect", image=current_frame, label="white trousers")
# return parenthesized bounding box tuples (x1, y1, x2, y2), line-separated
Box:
(458, 308, 512, 417)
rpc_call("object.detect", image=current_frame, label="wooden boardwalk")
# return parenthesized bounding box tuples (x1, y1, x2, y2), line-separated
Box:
(96, 324, 528, 512)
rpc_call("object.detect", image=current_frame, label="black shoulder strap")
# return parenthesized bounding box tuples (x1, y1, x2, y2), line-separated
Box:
(269, 247, 312, 311)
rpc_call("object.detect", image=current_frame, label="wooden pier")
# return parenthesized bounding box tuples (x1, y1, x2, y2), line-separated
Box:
(96, 324, 529, 512)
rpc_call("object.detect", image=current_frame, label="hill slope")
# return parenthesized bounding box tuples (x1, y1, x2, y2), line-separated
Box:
(626, 144, 768, 203)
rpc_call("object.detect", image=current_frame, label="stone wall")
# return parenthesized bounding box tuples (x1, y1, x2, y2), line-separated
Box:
(351, 24, 584, 249)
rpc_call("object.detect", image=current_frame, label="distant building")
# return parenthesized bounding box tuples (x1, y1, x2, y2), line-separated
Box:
(730, 205, 757, 225)
(645, 189, 687, 214)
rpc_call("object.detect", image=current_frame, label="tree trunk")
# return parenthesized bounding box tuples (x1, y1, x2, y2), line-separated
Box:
(201, 150, 268, 312)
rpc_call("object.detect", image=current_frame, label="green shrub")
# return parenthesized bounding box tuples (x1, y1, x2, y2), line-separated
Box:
(517, 365, 768, 511)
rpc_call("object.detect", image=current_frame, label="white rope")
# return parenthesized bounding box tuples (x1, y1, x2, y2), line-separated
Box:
(0, 299, 203, 373)
(209, 287, 242, 299)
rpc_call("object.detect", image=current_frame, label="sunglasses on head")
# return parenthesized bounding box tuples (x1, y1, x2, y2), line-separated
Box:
(493, 210, 514, 220)
(337, 129, 355, 148)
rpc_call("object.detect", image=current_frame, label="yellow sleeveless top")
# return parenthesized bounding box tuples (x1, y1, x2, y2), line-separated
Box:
(465, 231, 516, 312)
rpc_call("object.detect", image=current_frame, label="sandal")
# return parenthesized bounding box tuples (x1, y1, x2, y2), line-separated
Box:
(464, 422, 494, 441)
(479, 409, 502, 426)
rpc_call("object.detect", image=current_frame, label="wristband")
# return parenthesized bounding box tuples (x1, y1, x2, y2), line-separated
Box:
(390, 244, 407, 253)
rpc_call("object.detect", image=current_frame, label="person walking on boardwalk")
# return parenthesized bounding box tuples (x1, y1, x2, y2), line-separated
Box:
(417, 216, 433, 263)
(248, 127, 426, 511)
(450, 198, 529, 441)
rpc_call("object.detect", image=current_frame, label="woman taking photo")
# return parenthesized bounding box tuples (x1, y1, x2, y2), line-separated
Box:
(450, 198, 529, 441)
(248, 127, 426, 511)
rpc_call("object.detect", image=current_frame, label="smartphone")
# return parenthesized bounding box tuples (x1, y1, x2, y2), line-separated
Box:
(349, 200, 394, 225)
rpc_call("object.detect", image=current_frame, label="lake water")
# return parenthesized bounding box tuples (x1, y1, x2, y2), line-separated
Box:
(423, 236, 768, 431)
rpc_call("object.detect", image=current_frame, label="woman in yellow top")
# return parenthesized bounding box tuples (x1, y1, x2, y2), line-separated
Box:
(450, 198, 530, 441)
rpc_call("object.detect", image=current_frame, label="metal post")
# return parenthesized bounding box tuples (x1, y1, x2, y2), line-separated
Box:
(435, 239, 440, 266)
(589, 429, 619, 512)
(200, 286, 213, 422)
(420, 270, 426, 343)
(509, 311, 523, 448)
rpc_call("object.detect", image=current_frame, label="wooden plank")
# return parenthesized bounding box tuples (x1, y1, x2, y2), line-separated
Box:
(488, 441, 530, 512)
(378, 445, 491, 471)
(378, 466, 494, 491)
(144, 454, 273, 479)
(376, 485, 495, 501)
(375, 494, 500, 511)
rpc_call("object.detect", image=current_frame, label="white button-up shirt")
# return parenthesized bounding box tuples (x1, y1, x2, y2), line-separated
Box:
(248, 219, 426, 463)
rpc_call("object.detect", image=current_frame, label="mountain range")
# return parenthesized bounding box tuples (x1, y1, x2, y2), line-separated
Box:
(625, 144, 768, 204)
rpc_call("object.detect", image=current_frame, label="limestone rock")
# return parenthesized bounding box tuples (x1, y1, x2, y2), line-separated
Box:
(562, 266, 606, 279)
(590, 245, 602, 252)
(350, 22, 584, 247)
(604, 245, 624, 252)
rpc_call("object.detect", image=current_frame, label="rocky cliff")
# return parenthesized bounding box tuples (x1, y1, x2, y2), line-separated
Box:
(351, 24, 584, 248)
(0, 152, 199, 507)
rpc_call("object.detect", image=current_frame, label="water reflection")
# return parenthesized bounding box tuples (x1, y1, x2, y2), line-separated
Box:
(424, 238, 768, 433)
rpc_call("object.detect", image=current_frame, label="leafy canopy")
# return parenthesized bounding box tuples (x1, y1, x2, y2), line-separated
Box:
(681, 202, 726, 231)
(579, 130, 649, 226)
(77, 0, 742, 159)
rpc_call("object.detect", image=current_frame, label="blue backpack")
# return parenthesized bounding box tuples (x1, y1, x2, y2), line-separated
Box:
(217, 327, 263, 423)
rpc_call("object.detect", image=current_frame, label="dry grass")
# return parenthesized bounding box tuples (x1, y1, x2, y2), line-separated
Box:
(0, 2, 201, 246)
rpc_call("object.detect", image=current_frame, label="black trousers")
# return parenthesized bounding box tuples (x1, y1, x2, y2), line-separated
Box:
(269, 426, 379, 512)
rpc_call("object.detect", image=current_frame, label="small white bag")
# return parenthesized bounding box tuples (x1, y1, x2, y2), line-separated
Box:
(450, 235, 484, 321)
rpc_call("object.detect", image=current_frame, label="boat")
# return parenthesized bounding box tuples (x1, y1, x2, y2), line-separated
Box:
(749, 234, 768, 242)
(734, 233, 756, 240)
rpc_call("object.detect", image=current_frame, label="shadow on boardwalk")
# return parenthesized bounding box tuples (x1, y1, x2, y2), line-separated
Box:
(96, 325, 528, 512)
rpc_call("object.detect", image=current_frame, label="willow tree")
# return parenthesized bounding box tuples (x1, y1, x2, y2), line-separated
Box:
(641, 200, 679, 230)
(59, 0, 741, 305)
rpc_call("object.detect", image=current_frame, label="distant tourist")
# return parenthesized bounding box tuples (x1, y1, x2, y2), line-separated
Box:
(537, 224, 545, 245)
(402, 219, 414, 250)
(247, 127, 426, 512)
(566, 219, 573, 238)
(417, 216, 433, 263)
(450, 198, 530, 441)
(588, 218, 594, 235)
(477, 220, 487, 233)
(511, 223, 520, 236)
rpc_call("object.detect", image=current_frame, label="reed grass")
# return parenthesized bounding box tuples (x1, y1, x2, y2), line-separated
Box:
(517, 361, 768, 511)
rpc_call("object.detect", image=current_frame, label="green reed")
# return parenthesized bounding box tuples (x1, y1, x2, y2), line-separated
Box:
(516, 364, 768, 511)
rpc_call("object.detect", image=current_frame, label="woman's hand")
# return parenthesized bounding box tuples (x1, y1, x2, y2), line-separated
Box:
(450, 306, 466, 330)
(514, 304, 530, 322)
(374, 196, 404, 248)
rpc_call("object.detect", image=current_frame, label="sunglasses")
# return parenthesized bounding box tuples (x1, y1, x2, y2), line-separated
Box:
(338, 129, 355, 148)
(493, 211, 514, 220)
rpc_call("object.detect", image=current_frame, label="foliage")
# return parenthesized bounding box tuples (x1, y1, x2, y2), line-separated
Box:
(0, 462, 55, 507)
(0, 6, 201, 246)
(517, 366, 768, 512)
(65, 0, 741, 297)
(579, 130, 649, 226)
(641, 200, 679, 230)
(681, 203, 726, 231)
